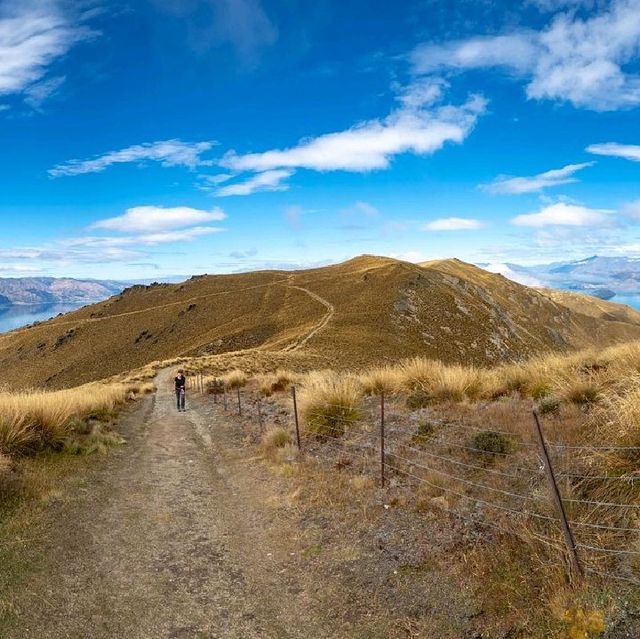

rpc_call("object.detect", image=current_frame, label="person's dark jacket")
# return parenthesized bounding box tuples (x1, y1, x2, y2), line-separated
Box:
(174, 375, 186, 391)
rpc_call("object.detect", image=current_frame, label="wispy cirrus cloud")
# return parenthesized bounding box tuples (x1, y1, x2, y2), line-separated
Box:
(411, 0, 640, 111)
(216, 168, 293, 196)
(152, 0, 277, 64)
(587, 142, 640, 162)
(49, 139, 215, 177)
(482, 162, 594, 194)
(0, 0, 94, 103)
(422, 217, 485, 231)
(90, 205, 227, 233)
(511, 202, 614, 227)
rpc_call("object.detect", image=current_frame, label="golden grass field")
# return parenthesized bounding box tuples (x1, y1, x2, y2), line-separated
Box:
(3, 255, 640, 391)
(2, 257, 640, 636)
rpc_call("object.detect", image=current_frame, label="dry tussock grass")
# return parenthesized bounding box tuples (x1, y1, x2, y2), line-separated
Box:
(0, 384, 130, 456)
(299, 374, 363, 438)
(222, 369, 248, 389)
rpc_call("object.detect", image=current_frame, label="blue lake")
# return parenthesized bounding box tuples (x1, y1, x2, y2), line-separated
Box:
(0, 303, 85, 334)
(610, 294, 640, 311)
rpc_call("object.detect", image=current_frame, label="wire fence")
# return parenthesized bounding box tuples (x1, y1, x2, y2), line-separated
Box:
(189, 374, 640, 588)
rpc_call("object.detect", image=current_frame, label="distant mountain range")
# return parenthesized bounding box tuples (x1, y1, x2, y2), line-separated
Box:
(0, 276, 186, 307)
(482, 256, 640, 300)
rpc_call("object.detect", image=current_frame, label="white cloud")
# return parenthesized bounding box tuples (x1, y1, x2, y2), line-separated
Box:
(91, 205, 227, 233)
(67, 226, 223, 247)
(410, 0, 640, 111)
(50, 139, 215, 177)
(511, 202, 614, 226)
(482, 162, 594, 194)
(221, 85, 486, 173)
(216, 169, 293, 196)
(422, 217, 485, 231)
(0, 1, 93, 100)
(587, 142, 640, 161)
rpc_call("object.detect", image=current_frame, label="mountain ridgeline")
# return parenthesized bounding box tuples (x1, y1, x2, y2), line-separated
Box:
(2, 255, 640, 390)
(0, 277, 125, 306)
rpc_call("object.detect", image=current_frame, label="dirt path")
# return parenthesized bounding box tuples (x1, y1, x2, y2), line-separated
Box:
(282, 281, 335, 352)
(4, 369, 373, 639)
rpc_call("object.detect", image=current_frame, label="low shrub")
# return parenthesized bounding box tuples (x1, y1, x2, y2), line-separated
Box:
(412, 421, 437, 446)
(406, 388, 432, 409)
(472, 430, 514, 456)
(537, 395, 561, 415)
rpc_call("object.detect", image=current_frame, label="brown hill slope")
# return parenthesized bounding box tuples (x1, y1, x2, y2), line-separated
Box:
(537, 287, 640, 325)
(3, 255, 640, 390)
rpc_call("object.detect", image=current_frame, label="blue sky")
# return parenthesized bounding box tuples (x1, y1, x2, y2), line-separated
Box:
(1, 0, 640, 279)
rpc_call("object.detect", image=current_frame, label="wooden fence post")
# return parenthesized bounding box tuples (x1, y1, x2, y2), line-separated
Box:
(532, 411, 583, 582)
(237, 387, 242, 417)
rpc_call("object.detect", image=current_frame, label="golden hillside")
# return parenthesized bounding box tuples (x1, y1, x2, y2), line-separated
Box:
(3, 255, 640, 390)
(537, 287, 640, 325)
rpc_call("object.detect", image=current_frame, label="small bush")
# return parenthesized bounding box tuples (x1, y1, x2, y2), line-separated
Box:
(472, 430, 514, 456)
(537, 395, 561, 415)
(412, 421, 437, 446)
(406, 387, 433, 409)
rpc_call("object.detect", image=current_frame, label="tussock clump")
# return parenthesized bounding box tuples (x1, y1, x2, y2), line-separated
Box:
(397, 357, 442, 392)
(262, 426, 291, 452)
(359, 366, 401, 396)
(0, 384, 128, 456)
(429, 363, 483, 401)
(398, 358, 483, 402)
(557, 377, 602, 406)
(299, 375, 362, 438)
(257, 369, 297, 396)
(223, 369, 248, 389)
(406, 387, 432, 409)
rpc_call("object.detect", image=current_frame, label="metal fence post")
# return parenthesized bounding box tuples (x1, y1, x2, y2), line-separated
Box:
(380, 391, 385, 487)
(223, 386, 227, 411)
(292, 386, 301, 452)
(532, 411, 583, 582)
(237, 387, 242, 416)
(257, 395, 263, 429)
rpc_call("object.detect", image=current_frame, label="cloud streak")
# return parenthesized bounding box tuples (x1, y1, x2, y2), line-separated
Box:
(587, 142, 640, 162)
(482, 162, 594, 194)
(50, 139, 215, 177)
(221, 81, 486, 175)
(422, 217, 485, 231)
(91, 205, 227, 233)
(216, 169, 293, 196)
(511, 202, 614, 227)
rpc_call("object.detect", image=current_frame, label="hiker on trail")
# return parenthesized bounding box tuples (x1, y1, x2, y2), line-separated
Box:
(175, 370, 186, 411)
